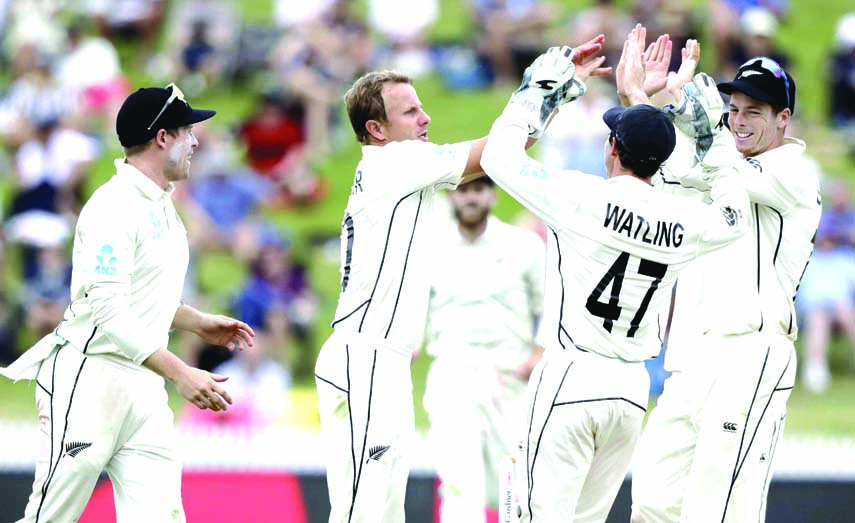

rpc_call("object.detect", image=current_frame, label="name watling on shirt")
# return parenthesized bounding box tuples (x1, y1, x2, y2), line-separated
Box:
(604, 203, 684, 248)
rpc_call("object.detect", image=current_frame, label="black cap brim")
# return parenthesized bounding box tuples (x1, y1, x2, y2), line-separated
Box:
(718, 79, 779, 106)
(182, 108, 216, 126)
(602, 106, 624, 130)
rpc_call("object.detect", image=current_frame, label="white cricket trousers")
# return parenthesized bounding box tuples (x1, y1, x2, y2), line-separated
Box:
(519, 348, 648, 523)
(314, 331, 415, 523)
(18, 344, 184, 523)
(631, 331, 796, 523)
(423, 357, 527, 523)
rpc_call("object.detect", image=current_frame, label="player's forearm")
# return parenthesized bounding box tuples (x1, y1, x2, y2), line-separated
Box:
(481, 115, 529, 179)
(171, 303, 204, 334)
(461, 136, 488, 178)
(142, 347, 191, 384)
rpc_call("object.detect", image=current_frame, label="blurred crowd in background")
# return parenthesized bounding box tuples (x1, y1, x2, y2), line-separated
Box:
(0, 0, 854, 430)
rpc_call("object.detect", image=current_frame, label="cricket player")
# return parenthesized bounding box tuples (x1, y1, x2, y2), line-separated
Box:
(629, 47, 822, 523)
(423, 176, 545, 522)
(312, 70, 489, 523)
(479, 37, 751, 522)
(0, 84, 255, 522)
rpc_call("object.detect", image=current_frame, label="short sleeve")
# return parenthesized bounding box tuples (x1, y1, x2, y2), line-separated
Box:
(383, 140, 471, 195)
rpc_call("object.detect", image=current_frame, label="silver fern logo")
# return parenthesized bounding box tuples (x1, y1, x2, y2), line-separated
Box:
(65, 441, 92, 457)
(368, 445, 390, 461)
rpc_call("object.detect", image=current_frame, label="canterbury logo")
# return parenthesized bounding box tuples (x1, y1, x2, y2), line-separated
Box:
(65, 441, 92, 457)
(745, 157, 762, 172)
(722, 422, 738, 433)
(368, 445, 390, 461)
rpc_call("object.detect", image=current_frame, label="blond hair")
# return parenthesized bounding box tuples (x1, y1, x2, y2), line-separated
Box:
(345, 70, 412, 145)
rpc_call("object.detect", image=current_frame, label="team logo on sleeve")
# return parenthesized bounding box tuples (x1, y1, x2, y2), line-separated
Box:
(521, 159, 547, 180)
(722, 206, 740, 227)
(95, 245, 118, 276)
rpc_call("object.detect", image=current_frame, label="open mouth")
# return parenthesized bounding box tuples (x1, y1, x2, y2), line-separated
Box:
(734, 131, 752, 139)
(418, 131, 428, 141)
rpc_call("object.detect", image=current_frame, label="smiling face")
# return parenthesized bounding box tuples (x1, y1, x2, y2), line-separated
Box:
(371, 82, 430, 144)
(727, 91, 789, 158)
(163, 125, 198, 183)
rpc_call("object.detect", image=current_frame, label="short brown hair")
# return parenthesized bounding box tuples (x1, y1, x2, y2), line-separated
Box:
(122, 128, 179, 157)
(345, 70, 412, 145)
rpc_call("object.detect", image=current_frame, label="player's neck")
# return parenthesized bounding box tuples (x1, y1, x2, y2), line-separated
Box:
(458, 220, 488, 242)
(610, 167, 653, 186)
(125, 155, 170, 190)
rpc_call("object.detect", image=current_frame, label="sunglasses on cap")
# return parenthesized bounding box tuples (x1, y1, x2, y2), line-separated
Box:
(147, 83, 187, 131)
(740, 56, 790, 109)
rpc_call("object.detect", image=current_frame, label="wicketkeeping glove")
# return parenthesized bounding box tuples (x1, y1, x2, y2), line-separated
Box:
(504, 46, 587, 138)
(664, 73, 724, 161)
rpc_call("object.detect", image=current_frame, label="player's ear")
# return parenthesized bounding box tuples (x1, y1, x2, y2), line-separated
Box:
(366, 120, 386, 143)
(776, 107, 791, 130)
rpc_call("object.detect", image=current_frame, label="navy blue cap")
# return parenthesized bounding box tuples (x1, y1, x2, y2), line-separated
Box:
(717, 56, 795, 113)
(116, 85, 216, 147)
(603, 104, 676, 166)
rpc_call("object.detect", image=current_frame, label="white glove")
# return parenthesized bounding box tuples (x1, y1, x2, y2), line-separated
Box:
(664, 73, 724, 161)
(504, 46, 587, 138)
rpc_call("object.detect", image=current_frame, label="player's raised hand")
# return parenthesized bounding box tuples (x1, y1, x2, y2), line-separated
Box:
(194, 313, 256, 351)
(571, 34, 611, 84)
(643, 34, 673, 97)
(616, 24, 648, 105)
(666, 39, 701, 99)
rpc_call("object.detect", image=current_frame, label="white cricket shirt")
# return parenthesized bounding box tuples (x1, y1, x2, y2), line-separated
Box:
(330, 140, 470, 350)
(481, 115, 750, 362)
(53, 159, 190, 373)
(661, 135, 822, 372)
(424, 216, 545, 372)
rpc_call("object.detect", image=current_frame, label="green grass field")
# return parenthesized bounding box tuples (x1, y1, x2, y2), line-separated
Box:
(2, 0, 855, 437)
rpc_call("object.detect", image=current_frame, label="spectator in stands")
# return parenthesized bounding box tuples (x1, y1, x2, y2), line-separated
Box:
(181, 327, 291, 431)
(84, 0, 166, 60)
(0, 52, 74, 148)
(830, 12, 855, 158)
(55, 20, 129, 134)
(368, 0, 437, 77)
(2, 0, 65, 69)
(237, 91, 325, 206)
(163, 0, 238, 94)
(472, 0, 555, 85)
(709, 0, 790, 74)
(633, 0, 699, 72)
(798, 180, 855, 393)
(720, 7, 790, 80)
(567, 0, 633, 72)
(10, 114, 100, 217)
(270, 0, 372, 155)
(180, 126, 270, 259)
(232, 223, 317, 357)
(19, 244, 71, 339)
(0, 233, 19, 365)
